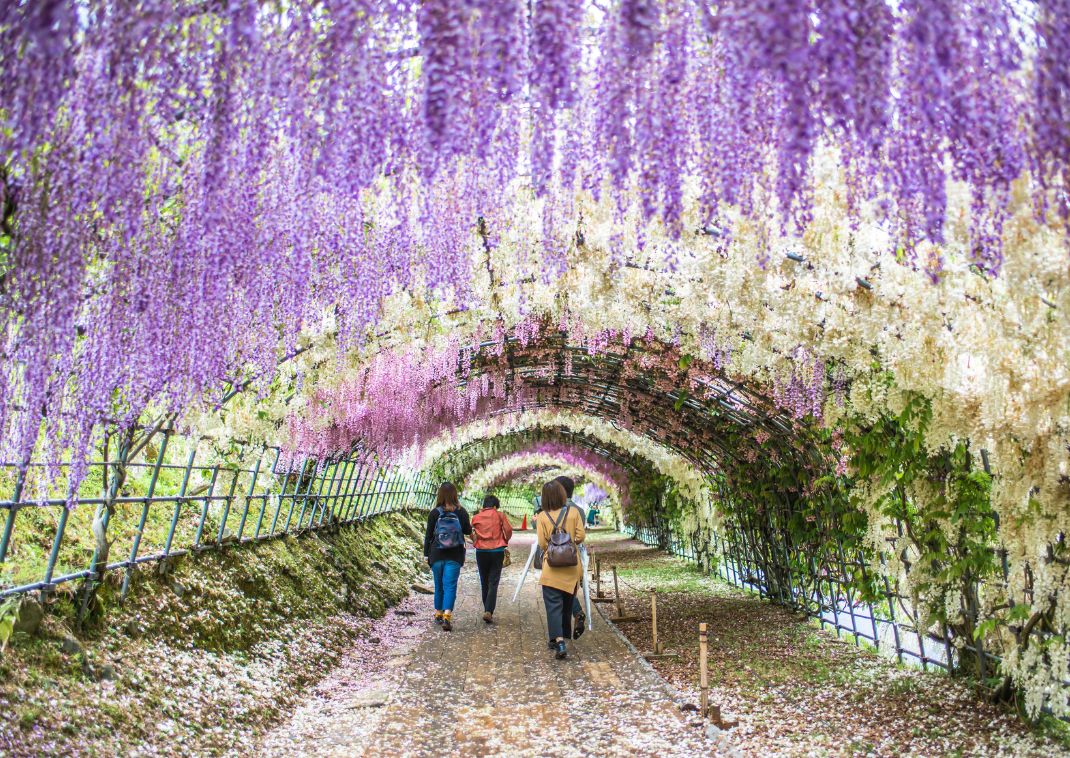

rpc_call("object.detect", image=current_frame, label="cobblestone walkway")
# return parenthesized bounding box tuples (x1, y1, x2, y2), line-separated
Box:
(261, 531, 733, 757)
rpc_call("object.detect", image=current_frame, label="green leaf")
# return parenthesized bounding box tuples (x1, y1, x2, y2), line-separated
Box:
(1008, 603, 1032, 622)
(973, 618, 998, 640)
(0, 597, 18, 651)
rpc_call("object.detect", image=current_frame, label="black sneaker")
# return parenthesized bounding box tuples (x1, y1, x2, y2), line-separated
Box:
(555, 640, 568, 659)
(573, 612, 586, 639)
(547, 640, 556, 651)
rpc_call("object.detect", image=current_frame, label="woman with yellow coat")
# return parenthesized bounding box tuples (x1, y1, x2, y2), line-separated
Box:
(537, 479, 586, 659)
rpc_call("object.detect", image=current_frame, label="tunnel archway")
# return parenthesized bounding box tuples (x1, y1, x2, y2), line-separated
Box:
(0, 0, 1067, 737)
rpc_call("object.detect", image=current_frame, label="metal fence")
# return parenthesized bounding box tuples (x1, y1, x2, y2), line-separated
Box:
(0, 429, 437, 601)
(626, 517, 978, 677)
(460, 494, 532, 523)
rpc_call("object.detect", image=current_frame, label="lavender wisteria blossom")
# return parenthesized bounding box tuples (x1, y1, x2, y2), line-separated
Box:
(0, 0, 1067, 499)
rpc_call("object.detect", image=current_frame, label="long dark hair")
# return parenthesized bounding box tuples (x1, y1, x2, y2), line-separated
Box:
(436, 482, 459, 510)
(540, 480, 566, 513)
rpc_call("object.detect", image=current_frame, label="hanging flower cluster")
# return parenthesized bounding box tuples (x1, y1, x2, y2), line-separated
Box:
(3, 0, 1070, 718)
(463, 443, 630, 510)
(2, 1, 1068, 501)
(576, 483, 610, 508)
(277, 316, 820, 492)
(416, 407, 714, 507)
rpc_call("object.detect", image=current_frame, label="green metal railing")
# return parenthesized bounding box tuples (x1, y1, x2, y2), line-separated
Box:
(460, 494, 532, 523)
(0, 427, 437, 600)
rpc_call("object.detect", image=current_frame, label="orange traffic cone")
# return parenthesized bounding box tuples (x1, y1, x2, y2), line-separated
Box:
(521, 514, 527, 531)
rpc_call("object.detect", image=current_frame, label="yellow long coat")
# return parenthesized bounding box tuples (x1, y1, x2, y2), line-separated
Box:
(537, 505, 587, 593)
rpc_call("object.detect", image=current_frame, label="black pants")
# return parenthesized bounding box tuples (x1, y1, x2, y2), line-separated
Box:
(542, 586, 574, 642)
(476, 550, 505, 614)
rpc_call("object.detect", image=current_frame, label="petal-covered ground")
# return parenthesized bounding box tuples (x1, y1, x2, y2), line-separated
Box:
(12, 523, 1064, 756)
(260, 530, 732, 757)
(586, 531, 1070, 757)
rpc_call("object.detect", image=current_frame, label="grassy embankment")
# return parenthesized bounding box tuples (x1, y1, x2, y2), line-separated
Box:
(0, 510, 427, 756)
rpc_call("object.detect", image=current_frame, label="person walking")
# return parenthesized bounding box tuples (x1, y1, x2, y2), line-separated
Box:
(471, 494, 513, 623)
(424, 482, 472, 632)
(537, 480, 586, 660)
(554, 475, 588, 638)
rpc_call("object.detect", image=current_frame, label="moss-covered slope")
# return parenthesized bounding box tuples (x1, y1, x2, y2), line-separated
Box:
(0, 510, 427, 756)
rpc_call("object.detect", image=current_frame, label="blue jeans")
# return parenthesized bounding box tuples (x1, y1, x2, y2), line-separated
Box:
(431, 559, 462, 612)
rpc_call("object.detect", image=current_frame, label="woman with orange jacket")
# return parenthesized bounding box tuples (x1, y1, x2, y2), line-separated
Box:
(470, 494, 513, 623)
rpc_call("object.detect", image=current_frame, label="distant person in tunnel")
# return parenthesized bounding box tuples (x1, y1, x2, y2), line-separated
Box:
(471, 494, 513, 623)
(537, 479, 586, 659)
(554, 475, 587, 638)
(424, 482, 472, 631)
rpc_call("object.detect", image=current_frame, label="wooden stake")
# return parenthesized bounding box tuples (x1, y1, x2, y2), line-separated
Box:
(700, 622, 709, 719)
(698, 629, 737, 729)
(593, 558, 612, 602)
(613, 566, 623, 616)
(651, 589, 663, 655)
(643, 588, 678, 661)
(609, 566, 639, 622)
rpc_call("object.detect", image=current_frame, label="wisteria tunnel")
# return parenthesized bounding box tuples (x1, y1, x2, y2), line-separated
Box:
(1, 1, 1070, 755)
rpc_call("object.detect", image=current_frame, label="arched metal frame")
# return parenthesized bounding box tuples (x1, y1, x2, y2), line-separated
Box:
(0, 324, 1015, 693)
(417, 329, 833, 482)
(425, 427, 653, 487)
(415, 330, 1004, 681)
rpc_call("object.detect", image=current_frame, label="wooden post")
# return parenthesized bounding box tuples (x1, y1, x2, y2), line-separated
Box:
(613, 566, 623, 617)
(593, 557, 613, 603)
(642, 587, 677, 661)
(651, 589, 663, 655)
(609, 566, 639, 622)
(698, 626, 737, 729)
(700, 622, 709, 719)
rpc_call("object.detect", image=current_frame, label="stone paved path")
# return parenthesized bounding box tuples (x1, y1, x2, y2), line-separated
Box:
(261, 530, 733, 757)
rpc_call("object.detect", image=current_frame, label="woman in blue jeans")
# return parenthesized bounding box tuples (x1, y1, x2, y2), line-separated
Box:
(423, 482, 472, 631)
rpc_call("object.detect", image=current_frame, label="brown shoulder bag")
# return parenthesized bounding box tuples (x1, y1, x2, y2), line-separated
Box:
(500, 512, 512, 567)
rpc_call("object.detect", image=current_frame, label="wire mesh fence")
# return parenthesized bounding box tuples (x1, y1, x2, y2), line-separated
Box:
(0, 427, 436, 600)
